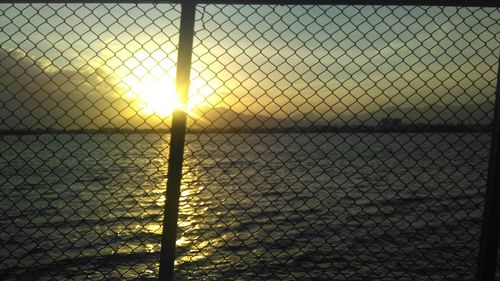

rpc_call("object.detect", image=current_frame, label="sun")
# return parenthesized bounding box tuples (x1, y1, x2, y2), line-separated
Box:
(118, 50, 220, 118)
(117, 50, 184, 117)
(128, 76, 182, 117)
(121, 61, 183, 117)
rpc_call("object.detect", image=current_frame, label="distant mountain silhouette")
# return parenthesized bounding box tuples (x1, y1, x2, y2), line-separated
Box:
(187, 101, 493, 132)
(1, 47, 495, 132)
(188, 107, 282, 131)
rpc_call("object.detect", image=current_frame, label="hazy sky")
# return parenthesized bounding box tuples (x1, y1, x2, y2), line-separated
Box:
(192, 5, 499, 117)
(0, 3, 499, 130)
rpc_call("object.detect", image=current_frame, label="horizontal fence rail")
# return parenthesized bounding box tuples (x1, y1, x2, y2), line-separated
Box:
(0, 1, 499, 281)
(0, 0, 499, 7)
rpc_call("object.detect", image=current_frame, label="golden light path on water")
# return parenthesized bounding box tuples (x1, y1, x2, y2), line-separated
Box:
(125, 141, 223, 272)
(174, 159, 226, 267)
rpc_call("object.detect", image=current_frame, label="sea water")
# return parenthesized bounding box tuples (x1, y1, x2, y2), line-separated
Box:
(0, 132, 491, 280)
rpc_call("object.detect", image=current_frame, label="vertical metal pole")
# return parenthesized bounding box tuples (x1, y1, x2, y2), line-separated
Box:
(476, 55, 500, 281)
(159, 1, 196, 281)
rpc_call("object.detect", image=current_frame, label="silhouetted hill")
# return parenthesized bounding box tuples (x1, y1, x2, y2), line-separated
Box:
(189, 107, 282, 131)
(1, 47, 495, 133)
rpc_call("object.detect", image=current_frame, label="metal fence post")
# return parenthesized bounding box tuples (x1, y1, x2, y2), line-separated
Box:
(476, 55, 500, 281)
(159, 1, 197, 280)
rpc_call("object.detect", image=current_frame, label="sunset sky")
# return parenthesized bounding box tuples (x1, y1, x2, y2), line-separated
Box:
(0, 3, 498, 130)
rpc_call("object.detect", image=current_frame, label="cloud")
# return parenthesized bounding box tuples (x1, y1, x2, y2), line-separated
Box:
(0, 47, 171, 131)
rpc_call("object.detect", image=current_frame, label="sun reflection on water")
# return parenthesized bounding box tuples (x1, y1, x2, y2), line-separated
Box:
(172, 159, 228, 267)
(122, 136, 228, 275)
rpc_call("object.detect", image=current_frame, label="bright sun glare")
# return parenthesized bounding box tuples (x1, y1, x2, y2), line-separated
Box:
(128, 76, 182, 116)
(117, 50, 217, 118)
(120, 51, 183, 117)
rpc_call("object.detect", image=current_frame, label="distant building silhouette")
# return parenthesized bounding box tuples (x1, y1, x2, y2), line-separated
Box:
(380, 118, 402, 129)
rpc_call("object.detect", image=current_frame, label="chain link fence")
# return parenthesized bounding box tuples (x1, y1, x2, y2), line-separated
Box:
(1, 2, 500, 281)
(0, 3, 180, 280)
(178, 4, 500, 280)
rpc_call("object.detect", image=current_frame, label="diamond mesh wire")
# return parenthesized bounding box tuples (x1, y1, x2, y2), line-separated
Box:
(177, 4, 500, 280)
(0, 3, 180, 280)
(0, 2, 499, 281)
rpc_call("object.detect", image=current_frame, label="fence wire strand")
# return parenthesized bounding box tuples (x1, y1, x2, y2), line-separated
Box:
(0, 2, 499, 281)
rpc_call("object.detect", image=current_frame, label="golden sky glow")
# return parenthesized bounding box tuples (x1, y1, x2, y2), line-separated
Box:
(106, 48, 219, 118)
(0, 3, 498, 130)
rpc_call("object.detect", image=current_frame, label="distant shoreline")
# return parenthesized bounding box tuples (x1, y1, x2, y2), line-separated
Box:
(0, 124, 493, 136)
